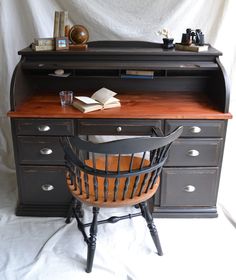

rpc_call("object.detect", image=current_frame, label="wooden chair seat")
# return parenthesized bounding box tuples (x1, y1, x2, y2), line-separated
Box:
(67, 155, 160, 207)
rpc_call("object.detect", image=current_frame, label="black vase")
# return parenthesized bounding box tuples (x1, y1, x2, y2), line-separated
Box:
(162, 38, 174, 49)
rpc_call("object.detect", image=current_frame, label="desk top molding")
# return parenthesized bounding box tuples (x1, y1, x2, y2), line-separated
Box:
(19, 41, 222, 57)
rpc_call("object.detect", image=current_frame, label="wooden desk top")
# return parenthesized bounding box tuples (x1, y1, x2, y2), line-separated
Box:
(7, 91, 232, 120)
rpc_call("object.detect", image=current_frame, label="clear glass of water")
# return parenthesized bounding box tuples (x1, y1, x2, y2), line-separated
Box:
(59, 91, 73, 106)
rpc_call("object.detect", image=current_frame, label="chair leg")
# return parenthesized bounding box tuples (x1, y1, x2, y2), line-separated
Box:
(139, 201, 163, 256)
(75, 200, 84, 218)
(86, 207, 100, 273)
(65, 197, 77, 224)
(65, 198, 84, 224)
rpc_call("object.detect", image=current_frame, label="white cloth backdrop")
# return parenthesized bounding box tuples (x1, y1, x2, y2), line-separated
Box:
(1, 1, 236, 279)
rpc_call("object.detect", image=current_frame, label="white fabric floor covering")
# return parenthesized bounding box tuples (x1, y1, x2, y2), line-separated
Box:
(1, 170, 236, 280)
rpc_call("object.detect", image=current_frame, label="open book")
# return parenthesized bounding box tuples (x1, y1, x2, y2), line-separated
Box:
(73, 87, 121, 113)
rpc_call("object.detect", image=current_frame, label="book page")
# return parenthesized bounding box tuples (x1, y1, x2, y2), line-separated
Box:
(106, 96, 120, 104)
(75, 96, 100, 104)
(91, 87, 117, 105)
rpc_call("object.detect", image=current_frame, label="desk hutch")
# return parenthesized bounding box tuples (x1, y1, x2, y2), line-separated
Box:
(8, 41, 232, 218)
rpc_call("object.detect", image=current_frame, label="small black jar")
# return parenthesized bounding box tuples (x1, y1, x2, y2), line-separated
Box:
(162, 38, 174, 49)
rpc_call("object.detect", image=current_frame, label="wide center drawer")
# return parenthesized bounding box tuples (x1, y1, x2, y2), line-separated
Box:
(77, 119, 163, 135)
(165, 138, 223, 166)
(17, 136, 65, 165)
(14, 119, 74, 136)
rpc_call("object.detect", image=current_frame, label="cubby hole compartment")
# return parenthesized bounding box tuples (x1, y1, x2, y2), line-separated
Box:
(166, 70, 215, 77)
(75, 69, 120, 77)
(23, 68, 74, 77)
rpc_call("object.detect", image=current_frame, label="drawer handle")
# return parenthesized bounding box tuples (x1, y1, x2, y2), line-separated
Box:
(184, 185, 196, 192)
(40, 148, 53, 155)
(190, 126, 201, 134)
(41, 184, 54, 191)
(38, 125, 51, 132)
(116, 126, 122, 132)
(187, 149, 200, 157)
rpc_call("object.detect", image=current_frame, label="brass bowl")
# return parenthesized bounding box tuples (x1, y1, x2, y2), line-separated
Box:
(69, 25, 89, 45)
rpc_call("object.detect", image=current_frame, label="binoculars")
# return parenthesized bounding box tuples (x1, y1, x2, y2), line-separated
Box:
(181, 28, 205, 46)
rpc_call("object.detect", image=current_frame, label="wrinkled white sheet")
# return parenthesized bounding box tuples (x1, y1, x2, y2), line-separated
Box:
(0, 1, 236, 279)
(1, 171, 236, 280)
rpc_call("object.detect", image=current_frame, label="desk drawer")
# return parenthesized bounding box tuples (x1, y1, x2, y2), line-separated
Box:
(160, 167, 219, 206)
(77, 119, 162, 135)
(17, 136, 64, 165)
(165, 120, 225, 138)
(15, 119, 74, 136)
(165, 139, 223, 166)
(19, 166, 72, 204)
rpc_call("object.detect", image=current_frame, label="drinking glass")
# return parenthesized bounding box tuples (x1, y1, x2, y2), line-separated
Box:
(59, 91, 73, 106)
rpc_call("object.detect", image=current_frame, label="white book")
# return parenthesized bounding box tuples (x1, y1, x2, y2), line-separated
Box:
(126, 70, 154, 76)
(73, 88, 121, 113)
(34, 37, 54, 46)
(32, 44, 54, 51)
(53, 11, 60, 37)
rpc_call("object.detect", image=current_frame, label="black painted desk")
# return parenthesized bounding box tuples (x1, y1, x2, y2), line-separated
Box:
(8, 41, 232, 218)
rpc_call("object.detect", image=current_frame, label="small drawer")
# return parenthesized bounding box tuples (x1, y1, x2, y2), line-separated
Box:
(165, 138, 223, 166)
(160, 167, 219, 207)
(17, 136, 65, 165)
(19, 166, 72, 204)
(15, 119, 74, 136)
(165, 120, 226, 138)
(77, 119, 163, 135)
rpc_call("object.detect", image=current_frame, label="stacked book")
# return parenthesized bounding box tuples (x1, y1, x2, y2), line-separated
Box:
(53, 11, 69, 37)
(175, 43, 209, 52)
(121, 70, 154, 79)
(32, 38, 55, 51)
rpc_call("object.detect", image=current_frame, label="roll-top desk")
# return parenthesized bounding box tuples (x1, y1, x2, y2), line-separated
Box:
(8, 41, 232, 218)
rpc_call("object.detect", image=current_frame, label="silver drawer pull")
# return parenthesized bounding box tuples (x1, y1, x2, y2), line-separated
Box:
(116, 126, 122, 132)
(38, 63, 44, 67)
(40, 148, 53, 155)
(184, 185, 196, 192)
(187, 149, 200, 157)
(190, 126, 201, 134)
(38, 125, 51, 132)
(41, 184, 54, 191)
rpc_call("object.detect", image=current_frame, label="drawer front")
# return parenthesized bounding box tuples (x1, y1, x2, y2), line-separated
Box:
(18, 136, 65, 165)
(78, 119, 163, 135)
(19, 166, 72, 204)
(165, 120, 226, 138)
(15, 119, 74, 136)
(165, 139, 223, 166)
(160, 167, 219, 206)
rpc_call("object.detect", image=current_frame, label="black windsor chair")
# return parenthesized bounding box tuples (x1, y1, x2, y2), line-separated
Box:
(60, 126, 183, 273)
